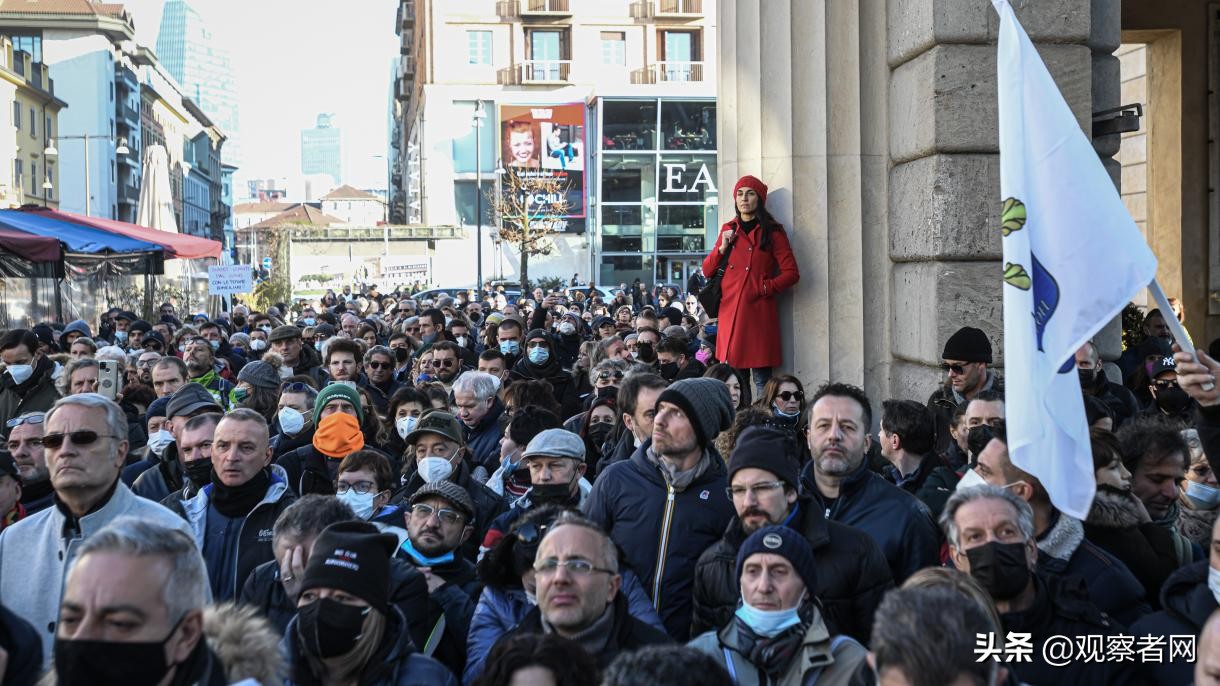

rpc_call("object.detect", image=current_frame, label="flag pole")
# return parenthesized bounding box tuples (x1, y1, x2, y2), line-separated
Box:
(1148, 278, 1214, 390)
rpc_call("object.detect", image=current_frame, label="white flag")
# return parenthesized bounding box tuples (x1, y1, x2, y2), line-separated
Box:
(994, 0, 1157, 519)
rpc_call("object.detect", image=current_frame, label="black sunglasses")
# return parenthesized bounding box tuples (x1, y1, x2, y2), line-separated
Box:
(776, 391, 804, 402)
(366, 361, 393, 370)
(515, 521, 550, 545)
(42, 430, 120, 450)
(940, 363, 967, 375)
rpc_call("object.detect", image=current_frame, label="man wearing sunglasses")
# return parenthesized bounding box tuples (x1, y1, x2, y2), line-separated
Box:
(394, 481, 480, 675)
(361, 345, 401, 416)
(0, 329, 61, 435)
(429, 342, 468, 390)
(484, 512, 669, 674)
(7, 413, 53, 515)
(927, 326, 1004, 413)
(0, 393, 196, 664)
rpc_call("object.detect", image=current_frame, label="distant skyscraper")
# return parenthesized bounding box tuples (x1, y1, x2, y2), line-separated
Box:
(156, 0, 241, 167)
(301, 114, 342, 184)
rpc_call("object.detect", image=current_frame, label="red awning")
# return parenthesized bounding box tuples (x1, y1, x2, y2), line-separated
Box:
(0, 225, 61, 262)
(22, 207, 222, 260)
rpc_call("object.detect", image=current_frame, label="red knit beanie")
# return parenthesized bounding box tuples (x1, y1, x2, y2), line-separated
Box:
(733, 175, 768, 206)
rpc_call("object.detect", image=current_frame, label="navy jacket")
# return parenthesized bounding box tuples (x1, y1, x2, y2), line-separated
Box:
(0, 603, 40, 686)
(463, 398, 506, 473)
(584, 440, 735, 641)
(799, 459, 941, 584)
(1034, 511, 1151, 626)
(1129, 561, 1217, 685)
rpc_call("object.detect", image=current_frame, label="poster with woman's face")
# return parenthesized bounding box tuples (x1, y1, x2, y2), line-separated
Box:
(499, 103, 587, 231)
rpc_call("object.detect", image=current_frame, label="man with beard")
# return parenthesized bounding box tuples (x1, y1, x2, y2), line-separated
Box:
(927, 326, 1004, 414)
(692, 425, 892, 643)
(396, 481, 482, 676)
(5, 413, 53, 514)
(268, 325, 325, 386)
(324, 338, 363, 384)
(134, 351, 161, 387)
(429, 341, 468, 392)
(182, 336, 234, 409)
(1116, 416, 1198, 561)
(799, 382, 940, 584)
(0, 330, 61, 432)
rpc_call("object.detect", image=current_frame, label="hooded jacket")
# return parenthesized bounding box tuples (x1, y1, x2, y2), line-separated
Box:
(799, 459, 941, 584)
(283, 605, 457, 686)
(691, 497, 893, 644)
(1083, 486, 1188, 608)
(202, 602, 285, 686)
(1034, 509, 1151, 626)
(508, 350, 579, 418)
(1129, 561, 1218, 686)
(584, 440, 735, 641)
(167, 465, 297, 602)
(131, 441, 185, 503)
(687, 609, 867, 686)
(0, 356, 60, 436)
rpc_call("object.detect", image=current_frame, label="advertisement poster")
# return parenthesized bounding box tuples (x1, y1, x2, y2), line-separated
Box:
(499, 103, 586, 234)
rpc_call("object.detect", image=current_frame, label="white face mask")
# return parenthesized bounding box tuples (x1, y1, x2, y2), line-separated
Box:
(1210, 565, 1220, 606)
(558, 322, 576, 335)
(5, 364, 34, 385)
(338, 489, 378, 520)
(147, 429, 174, 458)
(455, 336, 469, 348)
(956, 466, 987, 491)
(418, 456, 454, 483)
(1186, 480, 1220, 510)
(278, 407, 306, 435)
(250, 339, 267, 351)
(396, 415, 418, 439)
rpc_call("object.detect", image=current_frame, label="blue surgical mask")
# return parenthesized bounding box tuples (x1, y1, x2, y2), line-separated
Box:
(113, 330, 128, 343)
(209, 340, 220, 351)
(773, 404, 801, 420)
(734, 596, 804, 638)
(528, 347, 550, 365)
(500, 340, 520, 356)
(399, 537, 456, 567)
(314, 341, 323, 351)
(1186, 480, 1220, 509)
(303, 317, 317, 326)
(1210, 565, 1220, 606)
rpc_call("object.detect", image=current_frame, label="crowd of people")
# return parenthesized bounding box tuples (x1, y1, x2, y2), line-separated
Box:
(0, 177, 1218, 685)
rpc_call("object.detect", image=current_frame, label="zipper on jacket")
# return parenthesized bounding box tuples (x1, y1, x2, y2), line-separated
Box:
(651, 484, 676, 610)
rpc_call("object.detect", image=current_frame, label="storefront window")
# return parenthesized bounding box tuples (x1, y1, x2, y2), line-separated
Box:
(599, 254, 655, 288)
(600, 205, 653, 252)
(660, 100, 715, 150)
(656, 205, 707, 252)
(657, 155, 717, 203)
(602, 100, 657, 151)
(602, 155, 655, 203)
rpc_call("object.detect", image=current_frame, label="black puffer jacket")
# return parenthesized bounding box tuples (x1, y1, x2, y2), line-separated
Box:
(240, 555, 431, 651)
(277, 443, 396, 496)
(690, 497, 893, 643)
(799, 459, 941, 584)
(392, 552, 481, 677)
(1129, 561, 1218, 685)
(508, 355, 580, 418)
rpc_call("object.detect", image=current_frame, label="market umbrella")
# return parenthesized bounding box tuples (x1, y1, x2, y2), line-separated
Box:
(136, 144, 178, 233)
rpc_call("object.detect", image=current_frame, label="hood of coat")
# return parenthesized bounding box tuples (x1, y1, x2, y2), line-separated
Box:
(203, 602, 285, 686)
(1160, 560, 1217, 630)
(1086, 486, 1152, 529)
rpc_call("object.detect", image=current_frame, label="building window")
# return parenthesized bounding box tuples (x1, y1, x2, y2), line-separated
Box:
(29, 162, 36, 194)
(526, 29, 568, 79)
(45, 115, 51, 140)
(29, 108, 35, 138)
(602, 100, 657, 151)
(601, 31, 625, 66)
(660, 100, 715, 150)
(601, 155, 655, 203)
(659, 30, 702, 81)
(14, 159, 22, 189)
(467, 30, 492, 65)
(453, 180, 495, 227)
(9, 35, 42, 63)
(12, 103, 19, 131)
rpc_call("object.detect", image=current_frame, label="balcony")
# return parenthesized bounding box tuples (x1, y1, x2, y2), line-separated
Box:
(517, 60, 571, 84)
(633, 61, 704, 83)
(520, 0, 570, 16)
(496, 0, 518, 18)
(401, 54, 415, 76)
(117, 183, 140, 204)
(629, 0, 651, 19)
(656, 0, 702, 17)
(117, 103, 139, 127)
(398, 1, 415, 28)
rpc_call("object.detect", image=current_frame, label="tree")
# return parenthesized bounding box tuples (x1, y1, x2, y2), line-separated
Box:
(489, 170, 571, 293)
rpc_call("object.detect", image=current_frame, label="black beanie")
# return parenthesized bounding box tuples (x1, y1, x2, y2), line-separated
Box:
(299, 521, 397, 613)
(736, 525, 818, 596)
(656, 377, 734, 448)
(942, 326, 993, 364)
(728, 426, 800, 490)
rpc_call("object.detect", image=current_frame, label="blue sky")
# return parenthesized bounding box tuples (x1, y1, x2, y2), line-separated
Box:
(122, 0, 400, 192)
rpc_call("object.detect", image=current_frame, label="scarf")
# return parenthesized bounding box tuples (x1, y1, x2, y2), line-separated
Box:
(541, 601, 617, 657)
(647, 446, 712, 492)
(210, 467, 271, 518)
(731, 615, 808, 680)
(313, 413, 365, 458)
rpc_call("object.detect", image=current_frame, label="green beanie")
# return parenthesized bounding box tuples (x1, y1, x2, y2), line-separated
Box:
(315, 382, 364, 422)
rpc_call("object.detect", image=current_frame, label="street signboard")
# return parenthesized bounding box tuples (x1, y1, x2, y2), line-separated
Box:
(208, 265, 253, 295)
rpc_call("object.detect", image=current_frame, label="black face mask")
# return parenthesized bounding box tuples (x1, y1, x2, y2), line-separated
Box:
(530, 481, 577, 507)
(587, 422, 613, 449)
(394, 346, 411, 364)
(595, 385, 618, 400)
(55, 618, 182, 686)
(1155, 386, 1193, 415)
(233, 316, 247, 329)
(1077, 367, 1099, 389)
(964, 541, 1031, 600)
(636, 342, 656, 363)
(658, 361, 679, 381)
(297, 597, 371, 659)
(182, 458, 213, 489)
(966, 425, 996, 461)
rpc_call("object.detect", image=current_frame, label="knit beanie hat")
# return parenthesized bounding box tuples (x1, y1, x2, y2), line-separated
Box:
(656, 377, 734, 448)
(315, 382, 364, 423)
(736, 525, 818, 596)
(313, 412, 365, 459)
(299, 521, 397, 612)
(236, 359, 281, 391)
(728, 426, 800, 490)
(733, 175, 768, 206)
(63, 319, 92, 339)
(942, 326, 993, 364)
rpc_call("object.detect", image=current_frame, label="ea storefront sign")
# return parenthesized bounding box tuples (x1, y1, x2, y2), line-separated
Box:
(499, 103, 586, 234)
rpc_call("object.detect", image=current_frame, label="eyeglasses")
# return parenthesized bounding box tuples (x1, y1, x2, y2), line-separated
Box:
(596, 370, 624, 381)
(136, 359, 159, 368)
(726, 481, 786, 500)
(940, 363, 968, 375)
(429, 359, 456, 368)
(776, 391, 804, 403)
(280, 381, 313, 394)
(366, 361, 393, 370)
(5, 413, 45, 429)
(410, 503, 465, 525)
(533, 557, 616, 577)
(42, 430, 120, 450)
(335, 480, 380, 495)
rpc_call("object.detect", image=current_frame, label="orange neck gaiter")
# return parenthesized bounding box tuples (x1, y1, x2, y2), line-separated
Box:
(313, 412, 365, 458)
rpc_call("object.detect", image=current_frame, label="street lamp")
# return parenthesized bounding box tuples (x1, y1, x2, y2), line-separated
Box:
(41, 176, 52, 208)
(474, 101, 487, 294)
(44, 135, 129, 216)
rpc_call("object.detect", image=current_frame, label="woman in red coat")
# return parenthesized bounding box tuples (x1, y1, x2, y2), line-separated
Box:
(702, 175, 800, 393)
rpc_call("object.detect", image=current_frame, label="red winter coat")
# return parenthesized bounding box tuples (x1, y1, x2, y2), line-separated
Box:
(702, 218, 800, 369)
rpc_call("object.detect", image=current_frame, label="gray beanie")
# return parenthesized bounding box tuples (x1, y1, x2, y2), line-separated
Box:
(655, 377, 734, 447)
(237, 359, 281, 391)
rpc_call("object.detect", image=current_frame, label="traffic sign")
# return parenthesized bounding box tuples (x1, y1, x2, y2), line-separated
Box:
(261, 257, 272, 271)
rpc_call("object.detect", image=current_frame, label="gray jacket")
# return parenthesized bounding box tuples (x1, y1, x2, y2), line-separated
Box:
(0, 481, 195, 665)
(687, 614, 867, 686)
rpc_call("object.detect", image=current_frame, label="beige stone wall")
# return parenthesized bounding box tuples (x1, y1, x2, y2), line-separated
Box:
(1117, 43, 1148, 252)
